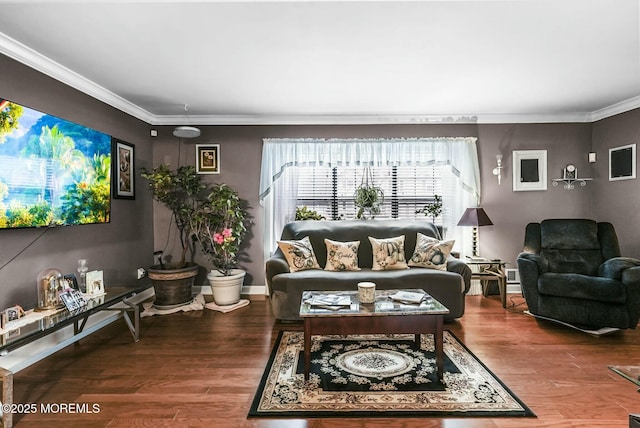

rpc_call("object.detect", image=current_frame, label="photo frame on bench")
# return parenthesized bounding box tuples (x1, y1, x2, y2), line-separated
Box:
(59, 288, 87, 312)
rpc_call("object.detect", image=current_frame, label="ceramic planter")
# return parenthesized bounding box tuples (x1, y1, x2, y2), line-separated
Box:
(207, 268, 245, 306)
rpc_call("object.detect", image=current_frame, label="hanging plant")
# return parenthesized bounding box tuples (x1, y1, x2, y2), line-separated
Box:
(354, 167, 384, 219)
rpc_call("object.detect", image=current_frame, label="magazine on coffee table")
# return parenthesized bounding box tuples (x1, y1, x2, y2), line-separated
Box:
(389, 291, 426, 304)
(308, 294, 351, 310)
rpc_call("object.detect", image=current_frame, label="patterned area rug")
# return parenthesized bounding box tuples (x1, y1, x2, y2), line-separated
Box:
(249, 331, 535, 418)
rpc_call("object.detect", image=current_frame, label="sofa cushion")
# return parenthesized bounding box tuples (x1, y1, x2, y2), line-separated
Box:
(324, 239, 361, 271)
(408, 233, 454, 271)
(277, 236, 321, 272)
(368, 235, 409, 271)
(539, 219, 604, 276)
(538, 272, 626, 304)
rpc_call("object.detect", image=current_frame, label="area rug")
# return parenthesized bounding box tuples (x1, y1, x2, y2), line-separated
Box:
(249, 331, 535, 418)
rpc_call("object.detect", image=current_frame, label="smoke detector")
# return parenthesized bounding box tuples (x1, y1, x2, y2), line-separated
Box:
(172, 126, 201, 139)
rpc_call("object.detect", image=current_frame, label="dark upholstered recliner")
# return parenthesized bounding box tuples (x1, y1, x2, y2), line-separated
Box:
(517, 219, 640, 329)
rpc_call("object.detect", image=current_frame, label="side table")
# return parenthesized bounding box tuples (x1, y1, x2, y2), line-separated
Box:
(466, 259, 507, 308)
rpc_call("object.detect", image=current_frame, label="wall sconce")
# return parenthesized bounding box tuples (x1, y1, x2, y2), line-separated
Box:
(492, 154, 503, 185)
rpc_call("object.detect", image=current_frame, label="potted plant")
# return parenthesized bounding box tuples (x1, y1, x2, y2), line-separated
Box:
(354, 167, 384, 219)
(140, 164, 205, 309)
(295, 205, 325, 220)
(190, 183, 249, 305)
(416, 194, 444, 237)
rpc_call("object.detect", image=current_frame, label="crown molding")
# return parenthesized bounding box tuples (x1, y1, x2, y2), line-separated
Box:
(0, 32, 155, 124)
(589, 95, 640, 122)
(149, 112, 594, 126)
(0, 31, 636, 126)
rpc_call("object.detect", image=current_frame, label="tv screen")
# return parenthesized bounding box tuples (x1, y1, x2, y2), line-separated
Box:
(0, 98, 111, 228)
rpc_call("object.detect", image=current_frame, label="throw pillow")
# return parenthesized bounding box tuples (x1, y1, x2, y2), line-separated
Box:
(368, 235, 409, 271)
(409, 233, 455, 271)
(277, 236, 321, 272)
(324, 239, 361, 271)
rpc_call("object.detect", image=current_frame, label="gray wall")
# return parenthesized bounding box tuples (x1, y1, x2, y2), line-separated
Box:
(0, 54, 155, 309)
(153, 121, 594, 285)
(592, 108, 640, 256)
(6, 50, 636, 297)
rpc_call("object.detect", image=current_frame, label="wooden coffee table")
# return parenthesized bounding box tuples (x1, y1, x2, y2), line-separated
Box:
(299, 289, 450, 381)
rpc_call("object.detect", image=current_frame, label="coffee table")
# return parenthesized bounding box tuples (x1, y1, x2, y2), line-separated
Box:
(299, 289, 450, 381)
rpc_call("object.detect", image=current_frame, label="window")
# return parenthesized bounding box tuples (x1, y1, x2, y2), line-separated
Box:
(293, 165, 456, 227)
(259, 137, 480, 261)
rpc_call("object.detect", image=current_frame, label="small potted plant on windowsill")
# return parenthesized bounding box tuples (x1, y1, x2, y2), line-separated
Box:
(416, 194, 444, 237)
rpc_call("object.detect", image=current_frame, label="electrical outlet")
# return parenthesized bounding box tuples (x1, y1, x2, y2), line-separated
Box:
(137, 268, 146, 280)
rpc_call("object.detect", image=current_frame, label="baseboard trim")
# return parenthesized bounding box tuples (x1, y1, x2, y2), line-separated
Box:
(507, 284, 522, 294)
(194, 284, 267, 296)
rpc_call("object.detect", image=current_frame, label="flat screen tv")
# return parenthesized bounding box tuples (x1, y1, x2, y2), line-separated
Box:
(0, 98, 111, 229)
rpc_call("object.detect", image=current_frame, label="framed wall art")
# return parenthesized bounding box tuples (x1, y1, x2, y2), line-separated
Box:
(512, 150, 547, 191)
(609, 143, 636, 181)
(196, 144, 220, 174)
(112, 139, 135, 199)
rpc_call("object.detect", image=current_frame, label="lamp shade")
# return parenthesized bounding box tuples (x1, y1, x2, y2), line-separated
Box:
(457, 207, 494, 227)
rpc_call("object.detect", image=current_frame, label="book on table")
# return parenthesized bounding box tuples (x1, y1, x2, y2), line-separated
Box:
(389, 291, 426, 304)
(309, 294, 351, 307)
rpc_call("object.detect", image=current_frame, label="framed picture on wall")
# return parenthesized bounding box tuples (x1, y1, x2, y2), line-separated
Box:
(196, 144, 220, 174)
(609, 144, 636, 181)
(112, 139, 135, 199)
(513, 150, 547, 191)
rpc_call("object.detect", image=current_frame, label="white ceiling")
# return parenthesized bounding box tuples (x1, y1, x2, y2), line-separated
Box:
(0, 0, 639, 125)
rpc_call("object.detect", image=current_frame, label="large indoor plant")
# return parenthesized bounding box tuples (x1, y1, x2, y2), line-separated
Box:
(140, 164, 205, 309)
(190, 183, 249, 305)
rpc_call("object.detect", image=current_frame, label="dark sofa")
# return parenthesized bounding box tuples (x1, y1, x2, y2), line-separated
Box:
(265, 220, 471, 321)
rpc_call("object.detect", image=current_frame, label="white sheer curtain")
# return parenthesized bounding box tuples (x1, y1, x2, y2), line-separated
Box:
(259, 137, 481, 264)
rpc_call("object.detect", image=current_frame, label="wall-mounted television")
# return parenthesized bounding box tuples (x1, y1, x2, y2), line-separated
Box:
(0, 98, 111, 229)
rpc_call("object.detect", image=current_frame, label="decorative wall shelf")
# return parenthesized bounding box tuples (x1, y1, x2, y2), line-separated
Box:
(552, 164, 592, 190)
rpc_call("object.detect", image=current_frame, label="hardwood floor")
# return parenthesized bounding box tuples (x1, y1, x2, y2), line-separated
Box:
(9, 293, 640, 427)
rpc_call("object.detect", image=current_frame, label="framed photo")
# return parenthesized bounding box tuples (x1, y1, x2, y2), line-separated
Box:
(609, 144, 636, 181)
(513, 150, 547, 191)
(59, 288, 87, 312)
(112, 138, 135, 199)
(196, 144, 220, 174)
(1, 305, 24, 328)
(85, 270, 105, 296)
(63, 273, 79, 290)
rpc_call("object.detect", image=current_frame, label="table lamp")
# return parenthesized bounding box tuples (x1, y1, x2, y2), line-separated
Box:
(457, 207, 493, 257)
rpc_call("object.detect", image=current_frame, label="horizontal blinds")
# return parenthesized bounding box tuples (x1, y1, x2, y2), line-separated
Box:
(295, 165, 454, 224)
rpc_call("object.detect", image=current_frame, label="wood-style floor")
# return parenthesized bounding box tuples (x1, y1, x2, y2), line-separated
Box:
(9, 293, 640, 427)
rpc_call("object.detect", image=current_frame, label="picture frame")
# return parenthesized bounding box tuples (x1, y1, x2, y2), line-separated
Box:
(59, 288, 87, 312)
(63, 273, 79, 290)
(513, 150, 547, 191)
(112, 138, 135, 199)
(609, 144, 636, 181)
(196, 144, 220, 174)
(85, 270, 105, 296)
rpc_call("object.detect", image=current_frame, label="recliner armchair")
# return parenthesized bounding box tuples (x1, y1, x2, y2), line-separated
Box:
(517, 219, 640, 329)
